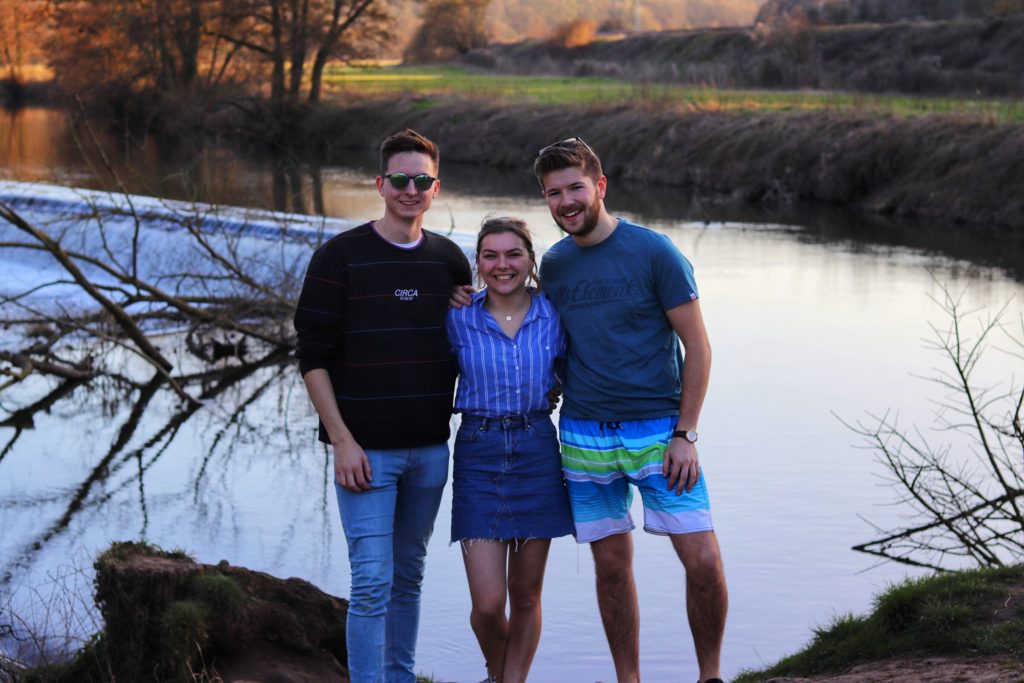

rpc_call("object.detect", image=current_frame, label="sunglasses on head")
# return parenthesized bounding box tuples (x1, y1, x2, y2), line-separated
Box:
(383, 172, 437, 192)
(537, 136, 594, 156)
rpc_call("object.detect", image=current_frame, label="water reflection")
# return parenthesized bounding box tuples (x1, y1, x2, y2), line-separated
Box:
(0, 345, 302, 588)
(2, 107, 1022, 282)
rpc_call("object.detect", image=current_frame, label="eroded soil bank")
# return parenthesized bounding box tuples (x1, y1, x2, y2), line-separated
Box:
(294, 98, 1024, 234)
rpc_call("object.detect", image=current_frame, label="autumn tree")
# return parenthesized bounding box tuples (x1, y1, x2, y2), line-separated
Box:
(47, 0, 247, 100)
(45, 0, 393, 108)
(403, 0, 491, 64)
(212, 0, 393, 107)
(0, 0, 48, 84)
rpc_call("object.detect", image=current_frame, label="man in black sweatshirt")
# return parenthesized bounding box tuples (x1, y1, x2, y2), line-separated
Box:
(294, 129, 471, 683)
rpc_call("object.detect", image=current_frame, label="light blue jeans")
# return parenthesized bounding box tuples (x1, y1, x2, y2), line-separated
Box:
(335, 442, 449, 683)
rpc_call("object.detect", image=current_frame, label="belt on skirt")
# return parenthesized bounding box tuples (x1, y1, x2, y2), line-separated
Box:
(460, 411, 549, 430)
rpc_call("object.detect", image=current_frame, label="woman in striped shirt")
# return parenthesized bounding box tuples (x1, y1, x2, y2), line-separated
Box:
(446, 217, 574, 683)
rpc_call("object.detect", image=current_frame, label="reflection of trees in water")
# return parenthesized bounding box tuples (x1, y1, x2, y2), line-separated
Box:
(0, 177, 338, 589)
(0, 343, 317, 587)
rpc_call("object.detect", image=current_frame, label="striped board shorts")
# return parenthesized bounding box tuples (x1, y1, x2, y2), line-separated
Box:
(559, 415, 714, 543)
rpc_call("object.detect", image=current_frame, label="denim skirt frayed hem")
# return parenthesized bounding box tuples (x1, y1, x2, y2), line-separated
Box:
(451, 412, 575, 542)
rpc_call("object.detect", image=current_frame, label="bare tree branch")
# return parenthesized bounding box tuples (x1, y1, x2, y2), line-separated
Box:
(845, 281, 1024, 569)
(0, 201, 174, 371)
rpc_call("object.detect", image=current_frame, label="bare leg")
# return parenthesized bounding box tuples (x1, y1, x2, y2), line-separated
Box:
(591, 532, 640, 683)
(502, 539, 551, 683)
(463, 540, 510, 680)
(671, 531, 727, 683)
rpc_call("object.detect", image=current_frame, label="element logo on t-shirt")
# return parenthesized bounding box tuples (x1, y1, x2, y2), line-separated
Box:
(551, 278, 640, 310)
(395, 288, 419, 301)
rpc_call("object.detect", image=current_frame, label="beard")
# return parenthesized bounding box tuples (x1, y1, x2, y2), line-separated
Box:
(555, 193, 601, 238)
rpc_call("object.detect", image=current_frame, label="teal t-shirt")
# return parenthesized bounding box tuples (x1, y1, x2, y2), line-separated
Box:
(539, 219, 699, 421)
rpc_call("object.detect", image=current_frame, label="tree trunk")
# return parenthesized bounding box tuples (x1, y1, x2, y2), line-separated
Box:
(307, 48, 328, 103)
(269, 0, 285, 108)
(306, 0, 376, 104)
(287, 0, 309, 102)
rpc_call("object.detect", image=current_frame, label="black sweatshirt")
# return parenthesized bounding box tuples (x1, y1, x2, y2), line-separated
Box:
(294, 223, 472, 449)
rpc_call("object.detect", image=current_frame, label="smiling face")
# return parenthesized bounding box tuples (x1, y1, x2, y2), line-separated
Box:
(541, 165, 606, 241)
(376, 151, 439, 222)
(477, 230, 534, 298)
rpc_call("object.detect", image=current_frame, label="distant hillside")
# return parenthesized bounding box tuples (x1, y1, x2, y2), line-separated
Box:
(485, 0, 761, 37)
(391, 0, 761, 53)
(463, 15, 1024, 97)
(755, 0, 1022, 26)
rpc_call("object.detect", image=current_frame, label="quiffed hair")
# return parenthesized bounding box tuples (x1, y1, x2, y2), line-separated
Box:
(380, 129, 440, 176)
(533, 137, 602, 188)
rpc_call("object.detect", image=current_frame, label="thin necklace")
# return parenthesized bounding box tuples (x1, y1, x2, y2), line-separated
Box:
(490, 292, 530, 323)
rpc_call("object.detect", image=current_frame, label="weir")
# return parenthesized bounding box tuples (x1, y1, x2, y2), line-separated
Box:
(0, 180, 475, 312)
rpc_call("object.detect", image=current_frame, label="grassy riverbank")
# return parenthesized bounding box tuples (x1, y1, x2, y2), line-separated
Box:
(292, 94, 1024, 234)
(735, 564, 1024, 681)
(289, 58, 1024, 234)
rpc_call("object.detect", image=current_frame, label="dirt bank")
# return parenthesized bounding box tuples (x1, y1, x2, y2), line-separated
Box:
(297, 98, 1024, 234)
(765, 655, 1024, 682)
(22, 542, 349, 682)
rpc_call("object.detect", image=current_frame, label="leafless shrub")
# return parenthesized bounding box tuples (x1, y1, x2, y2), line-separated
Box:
(844, 282, 1024, 571)
(1, 558, 100, 671)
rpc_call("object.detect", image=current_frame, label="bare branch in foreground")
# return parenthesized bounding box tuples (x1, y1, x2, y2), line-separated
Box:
(847, 282, 1024, 570)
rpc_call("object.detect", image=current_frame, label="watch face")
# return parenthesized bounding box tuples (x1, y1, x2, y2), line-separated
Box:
(685, 430, 698, 443)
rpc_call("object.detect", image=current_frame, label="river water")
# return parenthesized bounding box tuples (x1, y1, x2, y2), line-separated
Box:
(1, 107, 1023, 682)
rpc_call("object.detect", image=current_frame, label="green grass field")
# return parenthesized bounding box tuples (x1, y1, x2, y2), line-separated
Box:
(323, 64, 1024, 122)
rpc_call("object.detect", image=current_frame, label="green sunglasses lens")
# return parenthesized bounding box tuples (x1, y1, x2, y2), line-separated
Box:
(386, 172, 410, 189)
(412, 174, 435, 191)
(386, 173, 435, 191)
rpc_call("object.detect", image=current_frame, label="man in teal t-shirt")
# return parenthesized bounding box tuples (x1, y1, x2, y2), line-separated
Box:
(535, 137, 728, 683)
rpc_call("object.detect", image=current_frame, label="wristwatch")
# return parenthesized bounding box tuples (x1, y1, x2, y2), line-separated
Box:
(672, 429, 698, 443)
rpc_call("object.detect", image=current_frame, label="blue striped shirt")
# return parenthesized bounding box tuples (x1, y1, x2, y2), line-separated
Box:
(447, 289, 567, 417)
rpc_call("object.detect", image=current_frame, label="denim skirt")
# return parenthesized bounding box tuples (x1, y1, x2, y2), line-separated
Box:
(451, 412, 575, 542)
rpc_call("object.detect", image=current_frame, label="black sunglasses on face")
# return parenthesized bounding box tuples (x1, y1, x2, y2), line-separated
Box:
(537, 136, 594, 156)
(383, 172, 437, 192)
